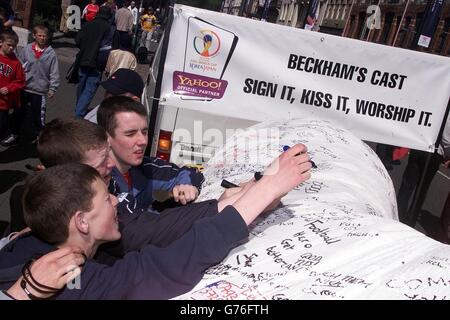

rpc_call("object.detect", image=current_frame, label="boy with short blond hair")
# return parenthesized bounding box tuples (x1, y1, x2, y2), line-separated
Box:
(0, 30, 25, 142)
(2, 24, 59, 146)
(139, 8, 157, 50)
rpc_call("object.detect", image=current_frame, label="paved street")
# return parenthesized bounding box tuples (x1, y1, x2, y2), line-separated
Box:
(0, 36, 448, 242)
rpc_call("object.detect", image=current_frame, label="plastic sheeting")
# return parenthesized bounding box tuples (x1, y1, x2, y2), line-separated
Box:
(175, 118, 450, 300)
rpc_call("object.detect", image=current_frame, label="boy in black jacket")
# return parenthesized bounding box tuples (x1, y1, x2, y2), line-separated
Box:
(75, 5, 116, 118)
(7, 118, 215, 258)
(0, 144, 311, 299)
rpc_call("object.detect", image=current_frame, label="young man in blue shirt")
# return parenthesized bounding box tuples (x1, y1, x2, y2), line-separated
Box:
(5, 118, 218, 257)
(97, 95, 204, 210)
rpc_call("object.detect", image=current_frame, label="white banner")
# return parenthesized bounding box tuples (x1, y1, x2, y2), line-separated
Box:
(161, 5, 450, 152)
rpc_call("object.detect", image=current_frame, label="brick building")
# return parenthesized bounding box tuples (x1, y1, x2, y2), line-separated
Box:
(343, 0, 449, 56)
(11, 0, 35, 29)
(273, 1, 449, 56)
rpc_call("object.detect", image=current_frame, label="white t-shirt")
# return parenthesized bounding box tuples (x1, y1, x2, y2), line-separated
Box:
(128, 6, 139, 25)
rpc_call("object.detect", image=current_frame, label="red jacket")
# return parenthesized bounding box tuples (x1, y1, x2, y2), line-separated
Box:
(0, 53, 25, 111)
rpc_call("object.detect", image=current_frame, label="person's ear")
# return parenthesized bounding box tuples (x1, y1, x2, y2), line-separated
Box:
(74, 211, 89, 235)
(107, 133, 113, 145)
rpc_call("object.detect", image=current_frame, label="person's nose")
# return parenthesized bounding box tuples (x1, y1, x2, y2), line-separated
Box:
(136, 131, 148, 146)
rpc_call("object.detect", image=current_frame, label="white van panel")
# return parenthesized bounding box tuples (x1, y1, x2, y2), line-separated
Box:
(147, 33, 257, 166)
(153, 104, 257, 166)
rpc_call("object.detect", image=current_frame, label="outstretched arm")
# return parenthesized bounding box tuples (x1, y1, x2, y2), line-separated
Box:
(229, 144, 311, 225)
(68, 144, 312, 300)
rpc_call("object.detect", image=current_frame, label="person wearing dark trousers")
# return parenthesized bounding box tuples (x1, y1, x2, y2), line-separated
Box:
(75, 6, 114, 118)
(115, 0, 133, 48)
(397, 116, 449, 225)
(0, 30, 25, 143)
(7, 92, 48, 144)
(376, 143, 395, 170)
(3, 25, 59, 146)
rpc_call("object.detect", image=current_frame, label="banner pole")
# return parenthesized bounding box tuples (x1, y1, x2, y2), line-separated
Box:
(392, 0, 410, 46)
(146, 0, 175, 156)
(366, 0, 381, 41)
(342, 0, 355, 37)
(411, 0, 432, 50)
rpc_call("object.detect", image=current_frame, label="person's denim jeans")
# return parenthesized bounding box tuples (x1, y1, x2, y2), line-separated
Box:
(75, 67, 102, 118)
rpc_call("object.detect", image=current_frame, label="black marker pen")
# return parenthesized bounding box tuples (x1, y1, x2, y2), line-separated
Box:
(221, 179, 239, 189)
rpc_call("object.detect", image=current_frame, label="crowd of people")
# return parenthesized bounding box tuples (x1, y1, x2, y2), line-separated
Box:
(0, 71, 313, 299)
(0, 1, 313, 300)
(73, 1, 159, 118)
(0, 0, 161, 144)
(0, 24, 56, 147)
(0, 0, 448, 301)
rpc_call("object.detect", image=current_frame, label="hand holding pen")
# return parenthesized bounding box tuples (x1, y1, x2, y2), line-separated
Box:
(221, 145, 316, 189)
